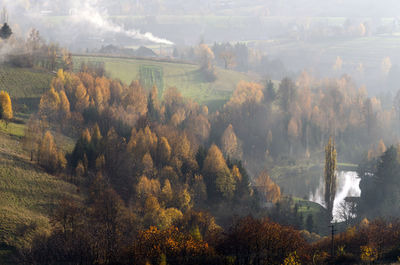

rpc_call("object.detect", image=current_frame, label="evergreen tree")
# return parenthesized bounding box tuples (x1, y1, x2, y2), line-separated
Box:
(306, 214, 314, 232)
(265, 80, 276, 103)
(0, 23, 12, 39)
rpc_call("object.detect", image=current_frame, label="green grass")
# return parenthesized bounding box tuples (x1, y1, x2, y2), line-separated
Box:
(0, 65, 53, 112)
(0, 121, 80, 253)
(292, 197, 329, 235)
(0, 121, 25, 138)
(294, 197, 324, 215)
(73, 55, 252, 111)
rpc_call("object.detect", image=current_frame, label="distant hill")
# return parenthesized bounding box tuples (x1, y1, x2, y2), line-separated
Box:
(99, 45, 158, 58)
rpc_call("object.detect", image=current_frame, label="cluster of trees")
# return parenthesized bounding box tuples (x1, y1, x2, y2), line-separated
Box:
(24, 185, 400, 265)
(31, 67, 273, 229)
(30, 65, 400, 226)
(0, 26, 72, 70)
(26, 201, 311, 265)
(357, 145, 400, 220)
(211, 72, 399, 174)
(22, 57, 400, 263)
(313, 218, 400, 264)
(173, 42, 287, 80)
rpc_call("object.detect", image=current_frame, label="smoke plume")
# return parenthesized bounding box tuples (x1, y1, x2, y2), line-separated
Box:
(70, 0, 173, 45)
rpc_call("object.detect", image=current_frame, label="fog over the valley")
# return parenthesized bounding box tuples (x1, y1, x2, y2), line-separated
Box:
(3, 0, 400, 97)
(4, 2, 400, 260)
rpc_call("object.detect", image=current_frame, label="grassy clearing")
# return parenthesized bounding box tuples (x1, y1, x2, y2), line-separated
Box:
(0, 121, 80, 253)
(293, 197, 328, 235)
(73, 55, 252, 110)
(0, 121, 25, 138)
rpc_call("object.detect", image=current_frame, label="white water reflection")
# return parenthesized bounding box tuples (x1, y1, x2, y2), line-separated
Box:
(309, 171, 361, 221)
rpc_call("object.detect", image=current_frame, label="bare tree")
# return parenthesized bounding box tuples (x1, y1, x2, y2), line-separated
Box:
(337, 199, 357, 226)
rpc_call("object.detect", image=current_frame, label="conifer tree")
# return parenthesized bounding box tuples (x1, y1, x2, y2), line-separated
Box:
(0, 23, 12, 39)
(203, 144, 236, 200)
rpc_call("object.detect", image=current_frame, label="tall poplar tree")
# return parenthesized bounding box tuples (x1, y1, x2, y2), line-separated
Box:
(325, 136, 337, 221)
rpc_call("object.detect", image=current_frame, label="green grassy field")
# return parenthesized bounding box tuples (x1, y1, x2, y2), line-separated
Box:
(0, 120, 80, 262)
(0, 66, 53, 112)
(73, 55, 252, 111)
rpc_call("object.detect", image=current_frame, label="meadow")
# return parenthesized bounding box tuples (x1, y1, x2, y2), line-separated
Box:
(73, 55, 252, 111)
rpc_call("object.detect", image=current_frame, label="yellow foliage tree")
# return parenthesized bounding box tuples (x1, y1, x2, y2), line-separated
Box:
(135, 126, 158, 157)
(157, 137, 172, 166)
(74, 83, 90, 112)
(125, 80, 148, 117)
(39, 131, 66, 173)
(39, 87, 60, 119)
(158, 208, 183, 229)
(221, 124, 242, 160)
(137, 175, 161, 200)
(142, 152, 155, 176)
(282, 251, 301, 265)
(59, 90, 70, 120)
(255, 171, 281, 203)
(175, 133, 191, 160)
(161, 179, 173, 204)
(203, 144, 236, 200)
(186, 114, 211, 143)
(360, 245, 378, 263)
(0, 90, 12, 121)
(225, 81, 264, 108)
(231, 165, 242, 182)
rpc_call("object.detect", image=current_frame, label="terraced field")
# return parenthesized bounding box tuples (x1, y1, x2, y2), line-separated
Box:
(0, 66, 53, 112)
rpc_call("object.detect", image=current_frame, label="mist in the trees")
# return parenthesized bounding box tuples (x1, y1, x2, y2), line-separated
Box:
(310, 171, 361, 222)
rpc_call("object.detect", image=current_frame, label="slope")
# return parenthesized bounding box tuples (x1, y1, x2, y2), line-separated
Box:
(0, 65, 53, 112)
(0, 121, 80, 262)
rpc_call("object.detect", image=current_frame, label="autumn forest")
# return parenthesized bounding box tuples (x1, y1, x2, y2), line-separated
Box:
(2, 1, 400, 265)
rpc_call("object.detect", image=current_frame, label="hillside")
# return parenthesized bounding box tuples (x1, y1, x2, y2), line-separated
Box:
(0, 66, 53, 112)
(0, 121, 80, 263)
(73, 55, 253, 111)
